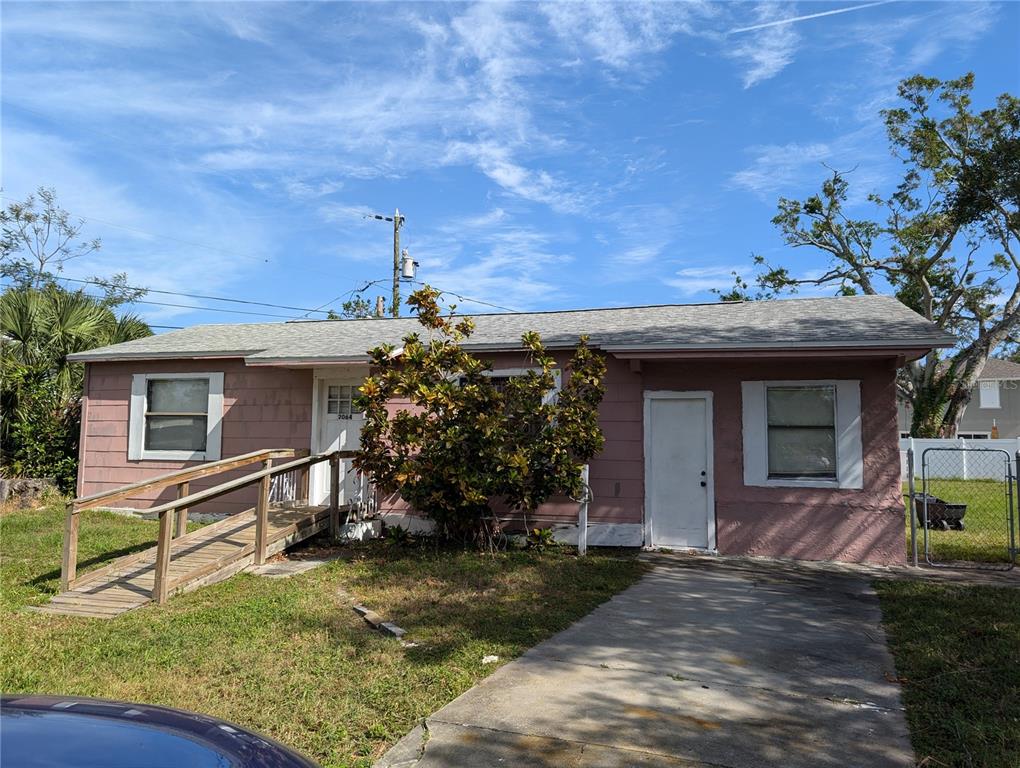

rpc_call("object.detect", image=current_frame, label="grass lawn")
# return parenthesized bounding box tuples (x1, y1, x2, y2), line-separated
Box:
(1, 502, 645, 767)
(903, 479, 1018, 563)
(876, 579, 1020, 767)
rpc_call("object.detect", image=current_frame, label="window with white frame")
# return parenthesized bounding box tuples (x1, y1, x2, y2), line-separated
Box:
(129, 373, 223, 461)
(741, 380, 863, 489)
(957, 432, 991, 440)
(325, 384, 359, 419)
(766, 385, 837, 480)
(978, 380, 1001, 409)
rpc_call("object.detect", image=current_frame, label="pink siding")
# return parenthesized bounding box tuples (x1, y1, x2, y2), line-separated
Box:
(77, 349, 905, 564)
(79, 360, 313, 515)
(375, 351, 644, 527)
(641, 357, 904, 565)
(375, 353, 903, 564)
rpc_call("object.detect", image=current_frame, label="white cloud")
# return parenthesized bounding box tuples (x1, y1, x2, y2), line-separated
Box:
(845, 1, 999, 120)
(1, 0, 1003, 323)
(0, 125, 272, 323)
(665, 265, 750, 296)
(729, 141, 831, 197)
(445, 142, 589, 214)
(726, 3, 801, 88)
(404, 209, 574, 311)
(542, 2, 711, 71)
(601, 203, 685, 267)
(729, 121, 893, 202)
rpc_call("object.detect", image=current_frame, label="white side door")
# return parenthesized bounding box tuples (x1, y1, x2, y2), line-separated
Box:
(313, 380, 365, 505)
(645, 392, 715, 549)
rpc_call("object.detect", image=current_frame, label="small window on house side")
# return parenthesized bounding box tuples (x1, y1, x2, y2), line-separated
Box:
(766, 385, 837, 480)
(978, 380, 1001, 409)
(129, 372, 223, 461)
(957, 432, 991, 440)
(742, 380, 862, 489)
(145, 378, 209, 451)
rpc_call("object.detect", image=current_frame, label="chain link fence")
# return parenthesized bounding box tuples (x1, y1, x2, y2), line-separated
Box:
(907, 447, 1018, 570)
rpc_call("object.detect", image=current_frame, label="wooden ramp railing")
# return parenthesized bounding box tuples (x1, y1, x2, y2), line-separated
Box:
(58, 449, 358, 610)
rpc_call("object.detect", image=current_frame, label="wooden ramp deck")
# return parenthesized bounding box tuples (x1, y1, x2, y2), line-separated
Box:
(37, 504, 334, 619)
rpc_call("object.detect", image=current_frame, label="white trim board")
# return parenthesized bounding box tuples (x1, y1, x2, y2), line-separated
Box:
(551, 523, 643, 547)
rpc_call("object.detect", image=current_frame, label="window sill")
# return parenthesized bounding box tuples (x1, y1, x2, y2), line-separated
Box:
(754, 478, 841, 489)
(136, 450, 207, 462)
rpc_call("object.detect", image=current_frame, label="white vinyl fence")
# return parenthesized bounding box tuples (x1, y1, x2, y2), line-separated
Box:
(900, 438, 1020, 480)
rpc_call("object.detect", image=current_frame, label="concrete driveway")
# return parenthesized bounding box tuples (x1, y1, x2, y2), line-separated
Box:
(376, 555, 914, 768)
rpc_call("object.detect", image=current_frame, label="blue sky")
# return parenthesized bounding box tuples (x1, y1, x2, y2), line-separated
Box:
(2, 1, 1017, 329)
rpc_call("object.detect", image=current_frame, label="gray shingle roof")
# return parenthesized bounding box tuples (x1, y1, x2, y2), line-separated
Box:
(67, 294, 955, 363)
(978, 358, 1020, 380)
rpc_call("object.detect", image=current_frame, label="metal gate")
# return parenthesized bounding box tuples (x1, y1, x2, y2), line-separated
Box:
(908, 447, 1018, 569)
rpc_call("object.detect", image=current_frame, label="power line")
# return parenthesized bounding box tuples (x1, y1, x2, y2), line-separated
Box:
(110, 297, 300, 320)
(323, 278, 519, 316)
(415, 282, 518, 313)
(3, 279, 300, 321)
(299, 277, 391, 318)
(59, 276, 334, 315)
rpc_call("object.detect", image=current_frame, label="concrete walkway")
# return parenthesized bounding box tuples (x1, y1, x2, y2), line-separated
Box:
(376, 557, 914, 768)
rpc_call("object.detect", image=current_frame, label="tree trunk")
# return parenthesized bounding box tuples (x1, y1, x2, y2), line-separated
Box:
(907, 350, 991, 438)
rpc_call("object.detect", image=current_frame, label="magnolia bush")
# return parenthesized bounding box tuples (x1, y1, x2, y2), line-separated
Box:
(354, 286, 606, 542)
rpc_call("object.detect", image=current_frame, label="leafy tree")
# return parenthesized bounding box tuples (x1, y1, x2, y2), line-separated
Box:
(87, 273, 149, 309)
(0, 188, 153, 488)
(727, 73, 1019, 436)
(339, 296, 374, 319)
(1, 187, 101, 287)
(1, 362, 81, 491)
(1, 284, 152, 489)
(325, 297, 376, 320)
(354, 285, 606, 542)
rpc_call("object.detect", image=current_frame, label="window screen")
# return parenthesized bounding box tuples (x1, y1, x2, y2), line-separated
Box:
(766, 385, 837, 479)
(144, 378, 209, 451)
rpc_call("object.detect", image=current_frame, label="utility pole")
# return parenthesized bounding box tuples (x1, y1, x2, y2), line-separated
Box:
(363, 208, 408, 317)
(391, 208, 404, 317)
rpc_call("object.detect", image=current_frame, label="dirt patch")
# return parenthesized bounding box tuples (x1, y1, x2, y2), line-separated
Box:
(0, 478, 59, 512)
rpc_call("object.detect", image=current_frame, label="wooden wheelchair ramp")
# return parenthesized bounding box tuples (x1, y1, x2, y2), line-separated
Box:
(42, 448, 359, 619)
(36, 505, 333, 618)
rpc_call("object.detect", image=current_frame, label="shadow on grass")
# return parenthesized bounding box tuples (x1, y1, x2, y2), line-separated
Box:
(26, 539, 157, 592)
(876, 579, 1020, 767)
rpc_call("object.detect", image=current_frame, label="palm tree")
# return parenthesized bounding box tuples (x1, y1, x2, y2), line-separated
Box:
(1, 285, 152, 473)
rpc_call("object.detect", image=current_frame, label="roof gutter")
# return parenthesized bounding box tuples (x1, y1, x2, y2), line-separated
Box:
(68, 337, 954, 365)
(65, 351, 257, 363)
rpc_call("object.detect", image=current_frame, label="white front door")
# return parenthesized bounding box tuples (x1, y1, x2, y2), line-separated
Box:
(313, 379, 365, 505)
(645, 392, 715, 549)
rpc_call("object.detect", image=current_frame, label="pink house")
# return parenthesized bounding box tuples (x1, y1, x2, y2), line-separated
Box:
(67, 295, 953, 565)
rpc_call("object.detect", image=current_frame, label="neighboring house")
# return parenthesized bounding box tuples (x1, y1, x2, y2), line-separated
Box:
(898, 358, 1020, 439)
(67, 294, 952, 565)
